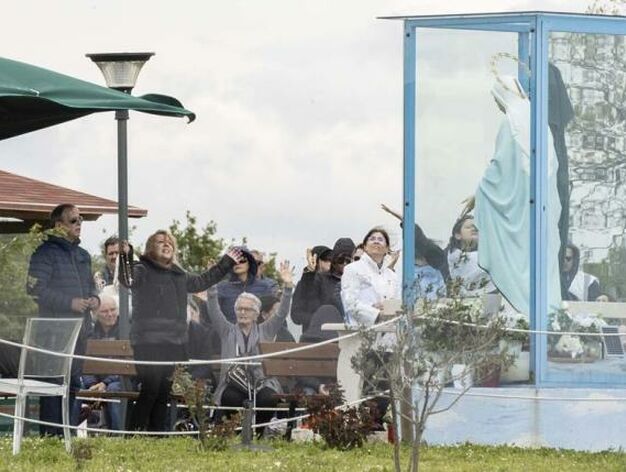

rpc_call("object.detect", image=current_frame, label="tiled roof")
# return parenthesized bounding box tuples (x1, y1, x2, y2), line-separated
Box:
(0, 169, 147, 221)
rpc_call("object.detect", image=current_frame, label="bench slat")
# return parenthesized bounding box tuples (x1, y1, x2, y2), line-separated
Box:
(82, 360, 137, 376)
(259, 342, 339, 359)
(76, 390, 139, 400)
(85, 340, 134, 356)
(263, 359, 337, 377)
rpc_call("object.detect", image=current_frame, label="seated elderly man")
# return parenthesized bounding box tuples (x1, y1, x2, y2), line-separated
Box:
(81, 294, 124, 430)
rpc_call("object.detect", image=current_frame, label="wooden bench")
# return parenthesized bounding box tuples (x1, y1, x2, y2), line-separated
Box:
(258, 341, 339, 438)
(77, 340, 139, 401)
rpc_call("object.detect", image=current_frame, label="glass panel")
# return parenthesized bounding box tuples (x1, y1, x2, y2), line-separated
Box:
(546, 31, 626, 385)
(413, 28, 531, 386)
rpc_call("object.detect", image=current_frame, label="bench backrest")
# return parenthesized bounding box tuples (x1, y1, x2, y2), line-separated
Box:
(82, 339, 136, 376)
(258, 342, 339, 378)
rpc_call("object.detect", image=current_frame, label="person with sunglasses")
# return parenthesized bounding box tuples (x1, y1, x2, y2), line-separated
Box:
(27, 203, 100, 436)
(292, 238, 356, 337)
(216, 247, 279, 324)
(561, 243, 601, 301)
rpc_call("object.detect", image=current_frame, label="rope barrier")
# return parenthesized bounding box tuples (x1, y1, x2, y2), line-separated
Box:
(3, 384, 626, 441)
(0, 317, 401, 366)
(0, 310, 623, 368)
(0, 391, 383, 436)
(414, 387, 626, 402)
(409, 313, 626, 338)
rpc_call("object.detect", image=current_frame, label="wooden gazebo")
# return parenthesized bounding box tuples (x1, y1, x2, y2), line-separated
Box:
(0, 169, 147, 233)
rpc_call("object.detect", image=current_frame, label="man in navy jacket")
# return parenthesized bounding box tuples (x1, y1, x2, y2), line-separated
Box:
(27, 203, 100, 435)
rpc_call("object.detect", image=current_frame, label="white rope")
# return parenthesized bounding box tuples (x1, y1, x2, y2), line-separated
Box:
(0, 310, 621, 368)
(0, 411, 198, 436)
(242, 390, 387, 431)
(0, 316, 400, 366)
(0, 391, 383, 436)
(414, 386, 626, 402)
(410, 313, 624, 338)
(3, 386, 626, 439)
(72, 395, 304, 412)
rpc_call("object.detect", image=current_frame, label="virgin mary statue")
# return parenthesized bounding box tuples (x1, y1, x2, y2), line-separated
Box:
(475, 75, 562, 315)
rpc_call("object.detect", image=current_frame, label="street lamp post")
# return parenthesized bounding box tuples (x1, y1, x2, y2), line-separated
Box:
(86, 52, 154, 339)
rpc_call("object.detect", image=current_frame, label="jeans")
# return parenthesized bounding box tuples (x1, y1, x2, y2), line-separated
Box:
(104, 381, 123, 430)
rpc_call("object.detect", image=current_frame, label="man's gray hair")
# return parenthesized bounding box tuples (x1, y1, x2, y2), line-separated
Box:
(235, 292, 261, 313)
(98, 293, 119, 312)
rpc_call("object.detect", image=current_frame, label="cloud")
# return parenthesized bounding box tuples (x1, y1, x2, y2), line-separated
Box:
(1, 0, 591, 268)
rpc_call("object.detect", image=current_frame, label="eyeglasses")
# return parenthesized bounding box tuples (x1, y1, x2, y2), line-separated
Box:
(336, 256, 353, 265)
(236, 306, 258, 314)
(68, 216, 83, 225)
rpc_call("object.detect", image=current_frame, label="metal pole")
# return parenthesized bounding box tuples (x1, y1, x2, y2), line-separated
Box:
(529, 17, 549, 386)
(400, 21, 417, 444)
(116, 109, 130, 340)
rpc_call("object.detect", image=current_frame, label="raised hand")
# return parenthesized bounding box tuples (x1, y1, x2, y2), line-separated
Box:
(460, 196, 475, 218)
(387, 250, 401, 270)
(278, 260, 295, 288)
(381, 203, 402, 221)
(226, 247, 245, 264)
(305, 248, 317, 273)
(120, 240, 131, 256)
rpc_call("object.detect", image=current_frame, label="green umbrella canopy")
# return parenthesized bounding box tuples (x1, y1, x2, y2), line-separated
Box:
(0, 56, 195, 140)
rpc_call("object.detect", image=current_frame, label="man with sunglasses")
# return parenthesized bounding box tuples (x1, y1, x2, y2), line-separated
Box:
(27, 203, 100, 436)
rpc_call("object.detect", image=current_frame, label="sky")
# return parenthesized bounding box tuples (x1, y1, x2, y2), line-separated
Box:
(1, 0, 592, 271)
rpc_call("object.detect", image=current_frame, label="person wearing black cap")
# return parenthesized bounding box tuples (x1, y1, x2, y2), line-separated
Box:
(310, 245, 333, 273)
(292, 238, 356, 336)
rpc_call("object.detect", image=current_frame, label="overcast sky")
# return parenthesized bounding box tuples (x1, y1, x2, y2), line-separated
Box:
(2, 0, 591, 270)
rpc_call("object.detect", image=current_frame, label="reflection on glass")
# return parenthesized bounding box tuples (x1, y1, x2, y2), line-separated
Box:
(547, 32, 626, 380)
(412, 30, 532, 385)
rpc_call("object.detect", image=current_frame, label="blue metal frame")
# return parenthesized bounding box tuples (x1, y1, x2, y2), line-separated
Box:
(396, 11, 626, 388)
(529, 16, 550, 385)
(402, 23, 416, 307)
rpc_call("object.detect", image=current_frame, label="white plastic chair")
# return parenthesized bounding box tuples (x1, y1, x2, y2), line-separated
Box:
(0, 317, 82, 454)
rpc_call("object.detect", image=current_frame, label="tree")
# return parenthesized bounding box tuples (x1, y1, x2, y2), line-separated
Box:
(351, 294, 513, 472)
(169, 211, 283, 286)
(169, 211, 227, 273)
(0, 225, 46, 340)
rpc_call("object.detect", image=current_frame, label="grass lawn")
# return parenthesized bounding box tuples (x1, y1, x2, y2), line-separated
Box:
(0, 436, 625, 471)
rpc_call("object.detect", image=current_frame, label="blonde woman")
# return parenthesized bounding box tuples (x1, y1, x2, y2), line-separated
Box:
(120, 231, 242, 431)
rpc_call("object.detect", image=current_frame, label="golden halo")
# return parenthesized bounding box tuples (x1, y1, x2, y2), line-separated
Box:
(490, 52, 530, 99)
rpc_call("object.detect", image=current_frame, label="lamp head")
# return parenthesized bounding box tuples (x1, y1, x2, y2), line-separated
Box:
(86, 52, 155, 92)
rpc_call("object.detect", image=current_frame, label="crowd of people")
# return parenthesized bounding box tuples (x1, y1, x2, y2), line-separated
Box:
(0, 202, 613, 436)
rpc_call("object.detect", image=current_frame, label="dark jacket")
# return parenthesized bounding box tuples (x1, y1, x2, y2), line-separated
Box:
(27, 235, 99, 316)
(216, 249, 278, 323)
(187, 320, 216, 382)
(120, 253, 234, 346)
(292, 271, 343, 332)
